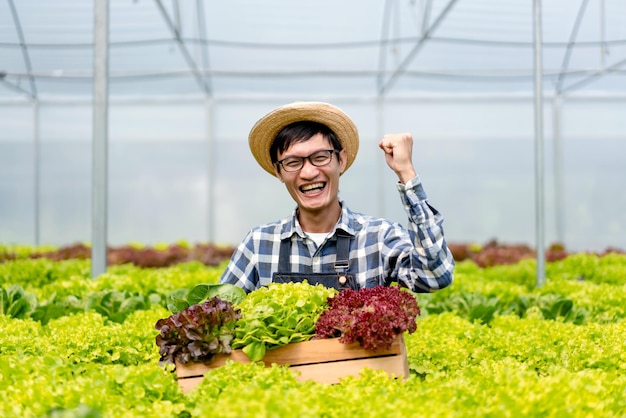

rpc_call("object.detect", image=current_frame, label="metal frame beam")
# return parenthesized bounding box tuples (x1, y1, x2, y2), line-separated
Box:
(195, 0, 212, 94)
(377, 0, 395, 93)
(551, 0, 589, 255)
(555, 0, 589, 94)
(154, 0, 212, 95)
(420, 0, 434, 36)
(561, 57, 626, 93)
(7, 0, 41, 247)
(7, 0, 37, 99)
(378, 0, 459, 96)
(11, 67, 626, 82)
(0, 77, 32, 97)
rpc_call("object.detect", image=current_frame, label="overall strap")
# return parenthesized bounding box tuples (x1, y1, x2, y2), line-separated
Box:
(277, 237, 293, 273)
(333, 231, 351, 275)
(277, 232, 352, 274)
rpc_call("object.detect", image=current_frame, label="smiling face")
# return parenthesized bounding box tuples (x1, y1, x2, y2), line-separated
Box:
(274, 132, 347, 228)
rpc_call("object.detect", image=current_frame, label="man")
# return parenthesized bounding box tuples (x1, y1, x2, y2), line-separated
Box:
(220, 101, 454, 293)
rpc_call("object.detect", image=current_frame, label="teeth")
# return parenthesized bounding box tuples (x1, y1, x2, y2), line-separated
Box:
(301, 182, 324, 192)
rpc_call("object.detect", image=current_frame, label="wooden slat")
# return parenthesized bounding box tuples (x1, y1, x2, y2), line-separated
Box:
(290, 354, 407, 384)
(175, 334, 408, 392)
(177, 376, 204, 394)
(399, 332, 409, 377)
(176, 335, 404, 377)
(175, 351, 253, 378)
(260, 335, 402, 366)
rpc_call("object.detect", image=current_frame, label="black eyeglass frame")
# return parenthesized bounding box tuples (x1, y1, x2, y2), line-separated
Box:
(275, 149, 340, 173)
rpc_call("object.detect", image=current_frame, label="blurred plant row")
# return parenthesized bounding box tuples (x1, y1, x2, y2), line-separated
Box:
(1, 247, 625, 417)
(3, 239, 624, 269)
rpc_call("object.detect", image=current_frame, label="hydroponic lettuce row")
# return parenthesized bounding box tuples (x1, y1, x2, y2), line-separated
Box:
(315, 285, 421, 351)
(155, 297, 241, 364)
(4, 239, 623, 267)
(0, 242, 236, 267)
(2, 252, 626, 416)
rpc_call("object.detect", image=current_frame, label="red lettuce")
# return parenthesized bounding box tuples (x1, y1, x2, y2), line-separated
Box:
(314, 286, 420, 351)
(155, 297, 241, 364)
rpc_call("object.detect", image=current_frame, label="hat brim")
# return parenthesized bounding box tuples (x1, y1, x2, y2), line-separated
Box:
(248, 102, 359, 176)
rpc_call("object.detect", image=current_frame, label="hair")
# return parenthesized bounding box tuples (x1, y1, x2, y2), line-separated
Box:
(269, 121, 342, 165)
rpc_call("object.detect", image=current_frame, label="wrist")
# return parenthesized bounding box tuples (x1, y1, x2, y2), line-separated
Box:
(397, 169, 417, 184)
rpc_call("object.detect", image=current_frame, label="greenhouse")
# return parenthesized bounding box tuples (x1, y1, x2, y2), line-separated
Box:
(1, 1, 626, 417)
(2, 0, 625, 254)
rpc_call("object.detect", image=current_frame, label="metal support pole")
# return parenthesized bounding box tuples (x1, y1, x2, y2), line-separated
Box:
(533, 0, 546, 287)
(91, 0, 109, 278)
(376, 98, 385, 217)
(33, 100, 40, 245)
(552, 95, 564, 245)
(206, 98, 215, 243)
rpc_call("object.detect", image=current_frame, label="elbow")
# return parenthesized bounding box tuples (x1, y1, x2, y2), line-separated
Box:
(433, 247, 455, 291)
(409, 268, 454, 293)
(422, 261, 454, 293)
(436, 267, 454, 291)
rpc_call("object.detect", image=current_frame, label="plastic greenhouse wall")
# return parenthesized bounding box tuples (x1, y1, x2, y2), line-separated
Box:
(1, 96, 625, 252)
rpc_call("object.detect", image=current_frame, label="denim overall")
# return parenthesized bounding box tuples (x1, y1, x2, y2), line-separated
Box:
(272, 232, 358, 291)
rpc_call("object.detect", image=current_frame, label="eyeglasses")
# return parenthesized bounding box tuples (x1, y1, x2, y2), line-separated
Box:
(276, 149, 339, 172)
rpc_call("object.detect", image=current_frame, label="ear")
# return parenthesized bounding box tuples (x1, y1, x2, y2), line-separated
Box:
(274, 165, 284, 182)
(338, 149, 348, 173)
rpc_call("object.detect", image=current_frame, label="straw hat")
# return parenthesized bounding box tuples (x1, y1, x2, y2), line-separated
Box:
(248, 102, 359, 176)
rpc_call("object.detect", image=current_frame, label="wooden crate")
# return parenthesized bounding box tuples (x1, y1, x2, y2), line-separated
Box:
(175, 334, 408, 393)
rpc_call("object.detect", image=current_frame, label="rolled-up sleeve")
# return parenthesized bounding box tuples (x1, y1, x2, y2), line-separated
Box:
(391, 175, 455, 292)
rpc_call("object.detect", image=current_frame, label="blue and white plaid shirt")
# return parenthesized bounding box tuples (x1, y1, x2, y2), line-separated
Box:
(220, 175, 454, 293)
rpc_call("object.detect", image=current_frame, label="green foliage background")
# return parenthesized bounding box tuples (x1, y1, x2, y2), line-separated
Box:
(1, 252, 625, 417)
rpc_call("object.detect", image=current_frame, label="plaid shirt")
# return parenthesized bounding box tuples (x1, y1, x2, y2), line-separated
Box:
(220, 175, 454, 293)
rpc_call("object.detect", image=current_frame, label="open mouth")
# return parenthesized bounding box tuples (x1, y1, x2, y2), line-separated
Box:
(300, 182, 326, 194)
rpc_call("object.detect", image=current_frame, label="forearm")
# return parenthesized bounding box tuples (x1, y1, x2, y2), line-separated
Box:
(395, 176, 455, 291)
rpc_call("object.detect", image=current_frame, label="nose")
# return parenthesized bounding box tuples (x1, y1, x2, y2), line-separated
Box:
(299, 157, 320, 177)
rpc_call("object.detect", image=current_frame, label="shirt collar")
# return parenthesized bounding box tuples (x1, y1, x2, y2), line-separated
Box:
(279, 199, 356, 241)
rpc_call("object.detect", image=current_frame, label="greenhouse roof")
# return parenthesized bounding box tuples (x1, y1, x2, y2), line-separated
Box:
(2, 0, 626, 100)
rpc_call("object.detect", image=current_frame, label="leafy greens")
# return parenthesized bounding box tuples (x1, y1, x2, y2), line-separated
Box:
(155, 297, 241, 364)
(315, 285, 421, 351)
(232, 282, 337, 361)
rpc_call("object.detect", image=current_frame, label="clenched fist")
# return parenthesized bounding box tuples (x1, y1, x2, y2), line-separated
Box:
(378, 133, 417, 184)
